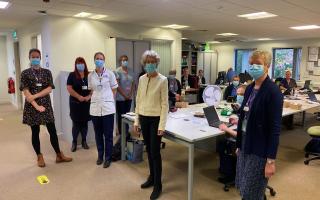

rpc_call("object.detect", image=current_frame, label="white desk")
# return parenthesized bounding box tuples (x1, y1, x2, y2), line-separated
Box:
(121, 98, 320, 200)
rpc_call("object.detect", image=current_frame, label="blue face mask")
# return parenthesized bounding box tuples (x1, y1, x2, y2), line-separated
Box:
(121, 61, 128, 67)
(30, 58, 41, 66)
(76, 63, 85, 72)
(233, 81, 239, 87)
(168, 75, 175, 79)
(95, 60, 105, 68)
(237, 95, 244, 105)
(248, 64, 265, 80)
(144, 63, 157, 74)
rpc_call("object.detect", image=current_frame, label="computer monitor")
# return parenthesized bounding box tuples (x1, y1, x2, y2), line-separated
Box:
(304, 80, 311, 90)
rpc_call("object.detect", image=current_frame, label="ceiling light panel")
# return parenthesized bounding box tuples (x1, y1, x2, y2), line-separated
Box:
(74, 12, 92, 18)
(290, 25, 320, 30)
(216, 33, 238, 36)
(89, 14, 108, 19)
(0, 1, 10, 9)
(162, 24, 189, 29)
(238, 12, 277, 20)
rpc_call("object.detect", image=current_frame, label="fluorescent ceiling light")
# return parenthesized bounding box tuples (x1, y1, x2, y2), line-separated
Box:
(0, 1, 10, 9)
(162, 24, 189, 29)
(257, 38, 272, 41)
(238, 12, 277, 19)
(74, 12, 92, 18)
(208, 41, 221, 44)
(290, 25, 320, 30)
(181, 38, 188, 40)
(89, 14, 108, 19)
(216, 33, 238, 36)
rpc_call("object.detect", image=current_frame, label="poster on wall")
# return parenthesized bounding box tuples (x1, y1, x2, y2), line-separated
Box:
(307, 62, 314, 71)
(309, 47, 319, 55)
(309, 54, 318, 61)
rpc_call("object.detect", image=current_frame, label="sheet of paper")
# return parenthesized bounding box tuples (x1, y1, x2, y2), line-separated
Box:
(309, 54, 318, 61)
(169, 113, 188, 119)
(314, 67, 320, 75)
(309, 47, 319, 55)
(307, 62, 314, 71)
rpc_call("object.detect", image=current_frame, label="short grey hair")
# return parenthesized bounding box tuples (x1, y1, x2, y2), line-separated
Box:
(141, 50, 160, 66)
(250, 50, 272, 66)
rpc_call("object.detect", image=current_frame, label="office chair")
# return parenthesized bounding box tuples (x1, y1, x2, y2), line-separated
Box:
(304, 126, 320, 165)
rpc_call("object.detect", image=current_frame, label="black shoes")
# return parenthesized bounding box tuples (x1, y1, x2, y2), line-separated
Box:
(96, 159, 103, 165)
(71, 142, 77, 152)
(103, 160, 111, 168)
(141, 176, 154, 189)
(82, 141, 89, 149)
(150, 185, 162, 200)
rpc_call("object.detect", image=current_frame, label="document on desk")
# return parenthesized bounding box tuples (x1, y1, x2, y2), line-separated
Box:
(169, 113, 189, 119)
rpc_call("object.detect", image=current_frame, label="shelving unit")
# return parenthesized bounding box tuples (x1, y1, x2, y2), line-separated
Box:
(181, 50, 198, 75)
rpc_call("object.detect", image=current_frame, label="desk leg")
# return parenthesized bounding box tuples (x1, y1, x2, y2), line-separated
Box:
(121, 119, 126, 161)
(188, 144, 194, 200)
(302, 111, 306, 127)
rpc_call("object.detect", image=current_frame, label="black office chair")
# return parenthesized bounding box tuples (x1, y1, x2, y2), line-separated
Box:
(304, 125, 320, 165)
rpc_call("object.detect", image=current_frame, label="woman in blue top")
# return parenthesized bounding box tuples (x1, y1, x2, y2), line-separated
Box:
(236, 50, 283, 200)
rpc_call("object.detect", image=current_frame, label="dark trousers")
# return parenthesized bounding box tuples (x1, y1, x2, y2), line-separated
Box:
(92, 114, 114, 161)
(140, 115, 162, 187)
(30, 122, 61, 155)
(116, 100, 132, 136)
(72, 121, 88, 144)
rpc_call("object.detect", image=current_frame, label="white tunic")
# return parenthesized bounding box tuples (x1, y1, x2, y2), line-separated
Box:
(88, 68, 118, 116)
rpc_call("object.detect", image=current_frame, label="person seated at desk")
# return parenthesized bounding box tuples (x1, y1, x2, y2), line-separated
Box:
(226, 67, 236, 83)
(168, 69, 182, 109)
(181, 67, 194, 88)
(280, 70, 297, 91)
(224, 75, 240, 101)
(197, 69, 206, 86)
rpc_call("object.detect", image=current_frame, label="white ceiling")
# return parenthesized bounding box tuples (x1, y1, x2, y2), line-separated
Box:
(1, 0, 320, 41)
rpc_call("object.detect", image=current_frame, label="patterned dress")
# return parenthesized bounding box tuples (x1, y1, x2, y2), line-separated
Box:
(20, 67, 55, 126)
(235, 89, 268, 200)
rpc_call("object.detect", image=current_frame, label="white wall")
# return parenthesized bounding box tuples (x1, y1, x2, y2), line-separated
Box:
(0, 36, 10, 104)
(211, 38, 320, 82)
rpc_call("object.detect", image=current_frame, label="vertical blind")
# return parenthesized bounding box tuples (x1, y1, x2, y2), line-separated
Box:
(151, 40, 172, 76)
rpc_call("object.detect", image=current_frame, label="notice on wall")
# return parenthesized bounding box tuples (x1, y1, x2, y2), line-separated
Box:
(309, 47, 319, 55)
(309, 54, 318, 61)
(307, 62, 314, 71)
(314, 67, 320, 75)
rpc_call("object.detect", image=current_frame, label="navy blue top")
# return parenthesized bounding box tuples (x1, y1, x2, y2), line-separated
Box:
(236, 76, 283, 159)
(280, 78, 297, 89)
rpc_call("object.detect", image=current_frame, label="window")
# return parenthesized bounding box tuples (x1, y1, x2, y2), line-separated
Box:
(272, 48, 302, 80)
(235, 49, 255, 74)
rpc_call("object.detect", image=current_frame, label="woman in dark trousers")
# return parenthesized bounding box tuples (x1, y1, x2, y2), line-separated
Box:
(88, 52, 118, 168)
(20, 48, 72, 168)
(67, 57, 91, 152)
(235, 50, 283, 200)
(115, 55, 134, 138)
(134, 50, 168, 200)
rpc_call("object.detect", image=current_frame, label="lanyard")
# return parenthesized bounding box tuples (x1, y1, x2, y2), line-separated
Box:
(96, 68, 105, 85)
(32, 68, 41, 83)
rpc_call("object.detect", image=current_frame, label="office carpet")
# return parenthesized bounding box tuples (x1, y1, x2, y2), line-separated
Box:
(0, 104, 319, 200)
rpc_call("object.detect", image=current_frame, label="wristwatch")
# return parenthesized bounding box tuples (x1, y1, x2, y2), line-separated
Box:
(267, 159, 275, 164)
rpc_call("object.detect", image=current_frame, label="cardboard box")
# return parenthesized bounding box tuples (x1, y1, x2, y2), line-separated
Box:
(175, 102, 189, 108)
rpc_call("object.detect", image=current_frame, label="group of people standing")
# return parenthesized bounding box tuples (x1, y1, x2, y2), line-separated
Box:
(20, 47, 282, 200)
(20, 48, 167, 200)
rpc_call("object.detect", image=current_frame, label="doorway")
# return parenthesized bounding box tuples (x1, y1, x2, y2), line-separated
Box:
(13, 42, 23, 110)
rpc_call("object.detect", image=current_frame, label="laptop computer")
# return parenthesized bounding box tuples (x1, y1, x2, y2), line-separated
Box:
(203, 106, 232, 128)
(308, 92, 320, 103)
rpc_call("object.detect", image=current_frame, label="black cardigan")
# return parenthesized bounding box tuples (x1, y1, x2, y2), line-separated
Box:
(236, 76, 283, 159)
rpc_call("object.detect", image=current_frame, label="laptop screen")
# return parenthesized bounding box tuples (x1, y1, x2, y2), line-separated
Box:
(308, 92, 317, 102)
(203, 106, 220, 124)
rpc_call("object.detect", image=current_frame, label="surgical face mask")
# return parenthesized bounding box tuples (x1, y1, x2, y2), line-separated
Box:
(95, 59, 105, 68)
(236, 95, 244, 105)
(144, 63, 157, 74)
(76, 63, 85, 72)
(30, 58, 41, 66)
(168, 75, 175, 79)
(121, 61, 128, 67)
(233, 81, 239, 87)
(248, 64, 265, 80)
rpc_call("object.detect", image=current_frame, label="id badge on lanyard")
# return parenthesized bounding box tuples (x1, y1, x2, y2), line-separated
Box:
(33, 69, 42, 87)
(81, 79, 88, 90)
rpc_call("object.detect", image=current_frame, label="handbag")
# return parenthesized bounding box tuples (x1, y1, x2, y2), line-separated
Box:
(126, 139, 144, 163)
